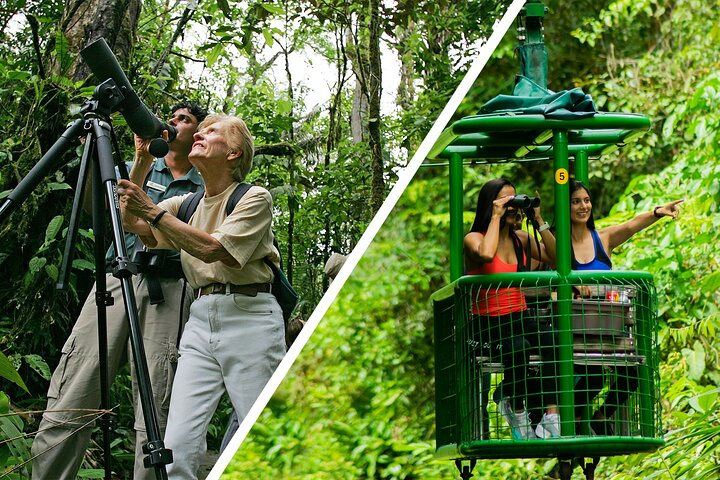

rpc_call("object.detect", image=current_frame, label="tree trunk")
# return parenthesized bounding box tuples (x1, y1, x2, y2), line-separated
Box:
(282, 35, 296, 282)
(367, 0, 384, 214)
(322, 25, 349, 291)
(52, 0, 142, 81)
(395, 21, 416, 112)
(346, 26, 369, 144)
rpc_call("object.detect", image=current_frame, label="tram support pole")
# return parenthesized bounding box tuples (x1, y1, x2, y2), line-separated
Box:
(449, 152, 464, 282)
(553, 129, 576, 436)
(575, 149, 589, 184)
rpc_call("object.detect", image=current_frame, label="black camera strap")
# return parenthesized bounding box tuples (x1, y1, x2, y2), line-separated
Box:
(510, 230, 531, 272)
(146, 265, 165, 305)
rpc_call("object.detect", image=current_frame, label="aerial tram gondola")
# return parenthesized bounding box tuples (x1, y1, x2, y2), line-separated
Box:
(427, 2, 664, 479)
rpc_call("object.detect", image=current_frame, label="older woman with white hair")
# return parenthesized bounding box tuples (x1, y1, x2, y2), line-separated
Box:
(119, 114, 285, 479)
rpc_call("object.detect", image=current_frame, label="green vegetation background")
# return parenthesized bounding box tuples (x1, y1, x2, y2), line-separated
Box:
(224, 1, 720, 479)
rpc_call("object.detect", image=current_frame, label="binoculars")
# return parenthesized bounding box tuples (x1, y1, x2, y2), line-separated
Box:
(508, 194, 540, 209)
(132, 249, 169, 274)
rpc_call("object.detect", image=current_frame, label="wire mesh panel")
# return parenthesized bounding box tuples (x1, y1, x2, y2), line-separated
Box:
(434, 289, 459, 448)
(433, 271, 664, 460)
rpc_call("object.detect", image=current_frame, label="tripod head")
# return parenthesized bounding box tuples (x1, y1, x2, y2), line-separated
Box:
(83, 79, 125, 119)
(80, 79, 167, 163)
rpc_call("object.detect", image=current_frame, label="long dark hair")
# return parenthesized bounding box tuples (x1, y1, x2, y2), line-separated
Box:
(570, 179, 595, 230)
(468, 177, 529, 271)
(469, 178, 515, 233)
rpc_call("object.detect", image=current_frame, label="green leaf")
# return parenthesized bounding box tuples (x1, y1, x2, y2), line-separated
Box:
(54, 31, 72, 73)
(79, 228, 95, 241)
(216, 0, 233, 19)
(29, 256, 47, 274)
(681, 341, 706, 381)
(47, 182, 71, 191)
(701, 271, 720, 293)
(688, 389, 719, 414)
(23, 354, 51, 380)
(72, 259, 96, 271)
(45, 263, 58, 281)
(206, 43, 225, 67)
(45, 215, 64, 243)
(0, 351, 28, 393)
(76, 469, 106, 478)
(276, 98, 292, 115)
(262, 28, 275, 47)
(0, 391, 9, 413)
(261, 3, 285, 15)
(261, 4, 285, 15)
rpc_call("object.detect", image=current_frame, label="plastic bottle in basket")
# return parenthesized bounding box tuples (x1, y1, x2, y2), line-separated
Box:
(619, 289, 630, 304)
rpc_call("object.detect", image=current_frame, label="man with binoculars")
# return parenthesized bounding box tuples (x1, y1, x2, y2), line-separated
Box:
(32, 101, 208, 480)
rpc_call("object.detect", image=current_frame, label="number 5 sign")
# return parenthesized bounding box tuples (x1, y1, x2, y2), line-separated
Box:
(555, 168, 569, 184)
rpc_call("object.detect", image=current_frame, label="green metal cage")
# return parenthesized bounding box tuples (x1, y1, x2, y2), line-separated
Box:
(428, 113, 666, 467)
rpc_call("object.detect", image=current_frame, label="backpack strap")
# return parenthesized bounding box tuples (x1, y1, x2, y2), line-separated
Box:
(176, 182, 252, 224)
(177, 190, 205, 224)
(224, 182, 252, 216)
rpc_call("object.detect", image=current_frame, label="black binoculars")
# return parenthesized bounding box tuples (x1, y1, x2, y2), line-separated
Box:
(132, 249, 168, 274)
(508, 194, 540, 209)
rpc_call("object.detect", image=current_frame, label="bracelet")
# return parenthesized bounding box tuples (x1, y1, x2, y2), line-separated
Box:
(150, 210, 167, 227)
(538, 222, 551, 232)
(653, 206, 663, 218)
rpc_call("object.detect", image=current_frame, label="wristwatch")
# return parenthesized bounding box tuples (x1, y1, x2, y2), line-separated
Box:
(538, 222, 550, 232)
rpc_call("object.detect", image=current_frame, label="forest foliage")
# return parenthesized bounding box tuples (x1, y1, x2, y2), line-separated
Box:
(223, 1, 720, 479)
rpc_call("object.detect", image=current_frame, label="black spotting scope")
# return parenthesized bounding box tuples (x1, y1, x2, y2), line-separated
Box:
(81, 38, 175, 155)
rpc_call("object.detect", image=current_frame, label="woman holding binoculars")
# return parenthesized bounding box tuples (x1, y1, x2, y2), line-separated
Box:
(464, 178, 560, 440)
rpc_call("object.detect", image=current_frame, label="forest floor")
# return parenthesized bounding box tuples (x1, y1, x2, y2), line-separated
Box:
(198, 450, 221, 479)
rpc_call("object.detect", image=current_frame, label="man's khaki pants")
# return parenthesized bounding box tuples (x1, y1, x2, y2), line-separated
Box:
(31, 274, 193, 480)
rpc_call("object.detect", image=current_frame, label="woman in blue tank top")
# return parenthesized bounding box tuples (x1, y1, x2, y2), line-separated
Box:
(569, 180, 682, 271)
(569, 179, 683, 434)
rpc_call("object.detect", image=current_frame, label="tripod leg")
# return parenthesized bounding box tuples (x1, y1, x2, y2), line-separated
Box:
(92, 118, 171, 479)
(0, 119, 84, 224)
(92, 161, 115, 480)
(57, 131, 94, 291)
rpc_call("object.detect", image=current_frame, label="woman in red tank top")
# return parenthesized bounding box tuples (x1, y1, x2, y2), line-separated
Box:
(464, 178, 560, 439)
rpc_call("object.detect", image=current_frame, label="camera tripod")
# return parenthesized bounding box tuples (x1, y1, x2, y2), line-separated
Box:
(0, 80, 172, 479)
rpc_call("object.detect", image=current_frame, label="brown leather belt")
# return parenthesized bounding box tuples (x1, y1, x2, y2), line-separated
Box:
(195, 282, 271, 299)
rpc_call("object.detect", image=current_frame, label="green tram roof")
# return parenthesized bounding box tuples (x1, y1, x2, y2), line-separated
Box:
(426, 112, 651, 164)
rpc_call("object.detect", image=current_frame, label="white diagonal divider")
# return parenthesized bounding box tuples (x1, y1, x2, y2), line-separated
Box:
(208, 1, 528, 477)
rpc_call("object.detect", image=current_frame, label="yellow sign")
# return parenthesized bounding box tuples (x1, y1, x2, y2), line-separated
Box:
(555, 168, 569, 184)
